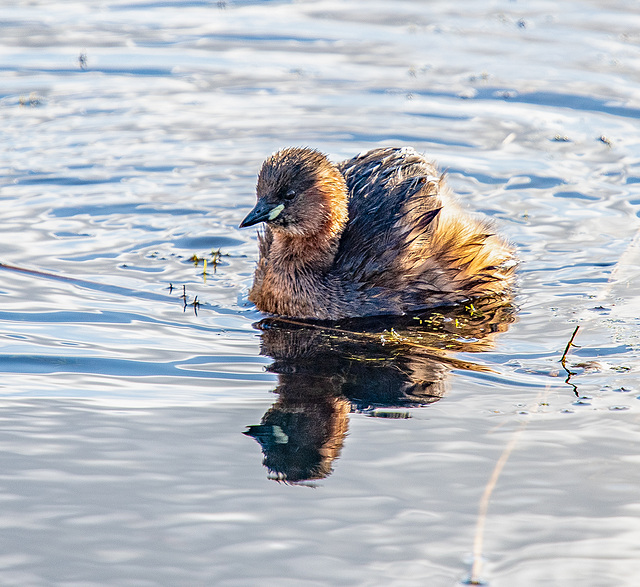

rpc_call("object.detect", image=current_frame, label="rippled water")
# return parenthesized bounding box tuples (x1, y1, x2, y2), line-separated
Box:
(1, 0, 640, 585)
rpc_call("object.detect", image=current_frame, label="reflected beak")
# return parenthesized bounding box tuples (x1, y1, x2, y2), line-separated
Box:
(239, 200, 284, 228)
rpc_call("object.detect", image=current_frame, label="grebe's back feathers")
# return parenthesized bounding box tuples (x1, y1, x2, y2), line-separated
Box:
(334, 148, 449, 298)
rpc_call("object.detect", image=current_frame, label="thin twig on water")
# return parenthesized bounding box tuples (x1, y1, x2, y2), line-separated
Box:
(560, 325, 580, 369)
(560, 325, 581, 396)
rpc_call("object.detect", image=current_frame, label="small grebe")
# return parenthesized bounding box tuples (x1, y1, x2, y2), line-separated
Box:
(240, 147, 515, 320)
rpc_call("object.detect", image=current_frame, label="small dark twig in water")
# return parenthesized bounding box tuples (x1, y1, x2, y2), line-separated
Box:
(182, 285, 188, 311)
(560, 325, 581, 396)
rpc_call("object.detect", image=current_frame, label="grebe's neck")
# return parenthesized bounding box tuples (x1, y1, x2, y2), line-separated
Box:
(254, 176, 348, 319)
(270, 173, 349, 274)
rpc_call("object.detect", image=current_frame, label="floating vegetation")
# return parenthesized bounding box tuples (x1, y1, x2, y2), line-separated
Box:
(257, 295, 516, 375)
(190, 248, 227, 277)
(465, 302, 484, 319)
(611, 365, 631, 373)
(365, 410, 411, 419)
(599, 135, 613, 147)
(18, 92, 42, 107)
(468, 71, 490, 83)
(210, 248, 224, 270)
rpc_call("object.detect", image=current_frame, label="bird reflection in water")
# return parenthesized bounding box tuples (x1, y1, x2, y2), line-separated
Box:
(244, 296, 515, 484)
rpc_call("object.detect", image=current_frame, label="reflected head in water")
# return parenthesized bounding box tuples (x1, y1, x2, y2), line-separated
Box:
(245, 297, 516, 483)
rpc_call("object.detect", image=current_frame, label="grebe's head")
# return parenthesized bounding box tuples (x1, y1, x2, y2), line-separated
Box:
(239, 147, 348, 238)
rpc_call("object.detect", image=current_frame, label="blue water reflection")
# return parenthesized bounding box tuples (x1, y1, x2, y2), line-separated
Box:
(1, 0, 640, 584)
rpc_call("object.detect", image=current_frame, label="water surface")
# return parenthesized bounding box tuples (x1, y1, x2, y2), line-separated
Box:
(1, 0, 640, 585)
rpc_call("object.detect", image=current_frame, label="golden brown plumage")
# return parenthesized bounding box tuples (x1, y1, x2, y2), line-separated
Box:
(240, 147, 516, 320)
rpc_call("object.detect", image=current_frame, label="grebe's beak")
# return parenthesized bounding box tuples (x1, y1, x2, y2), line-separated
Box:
(239, 200, 285, 228)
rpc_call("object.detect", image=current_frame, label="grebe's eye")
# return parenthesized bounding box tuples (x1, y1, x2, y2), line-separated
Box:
(284, 188, 296, 200)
